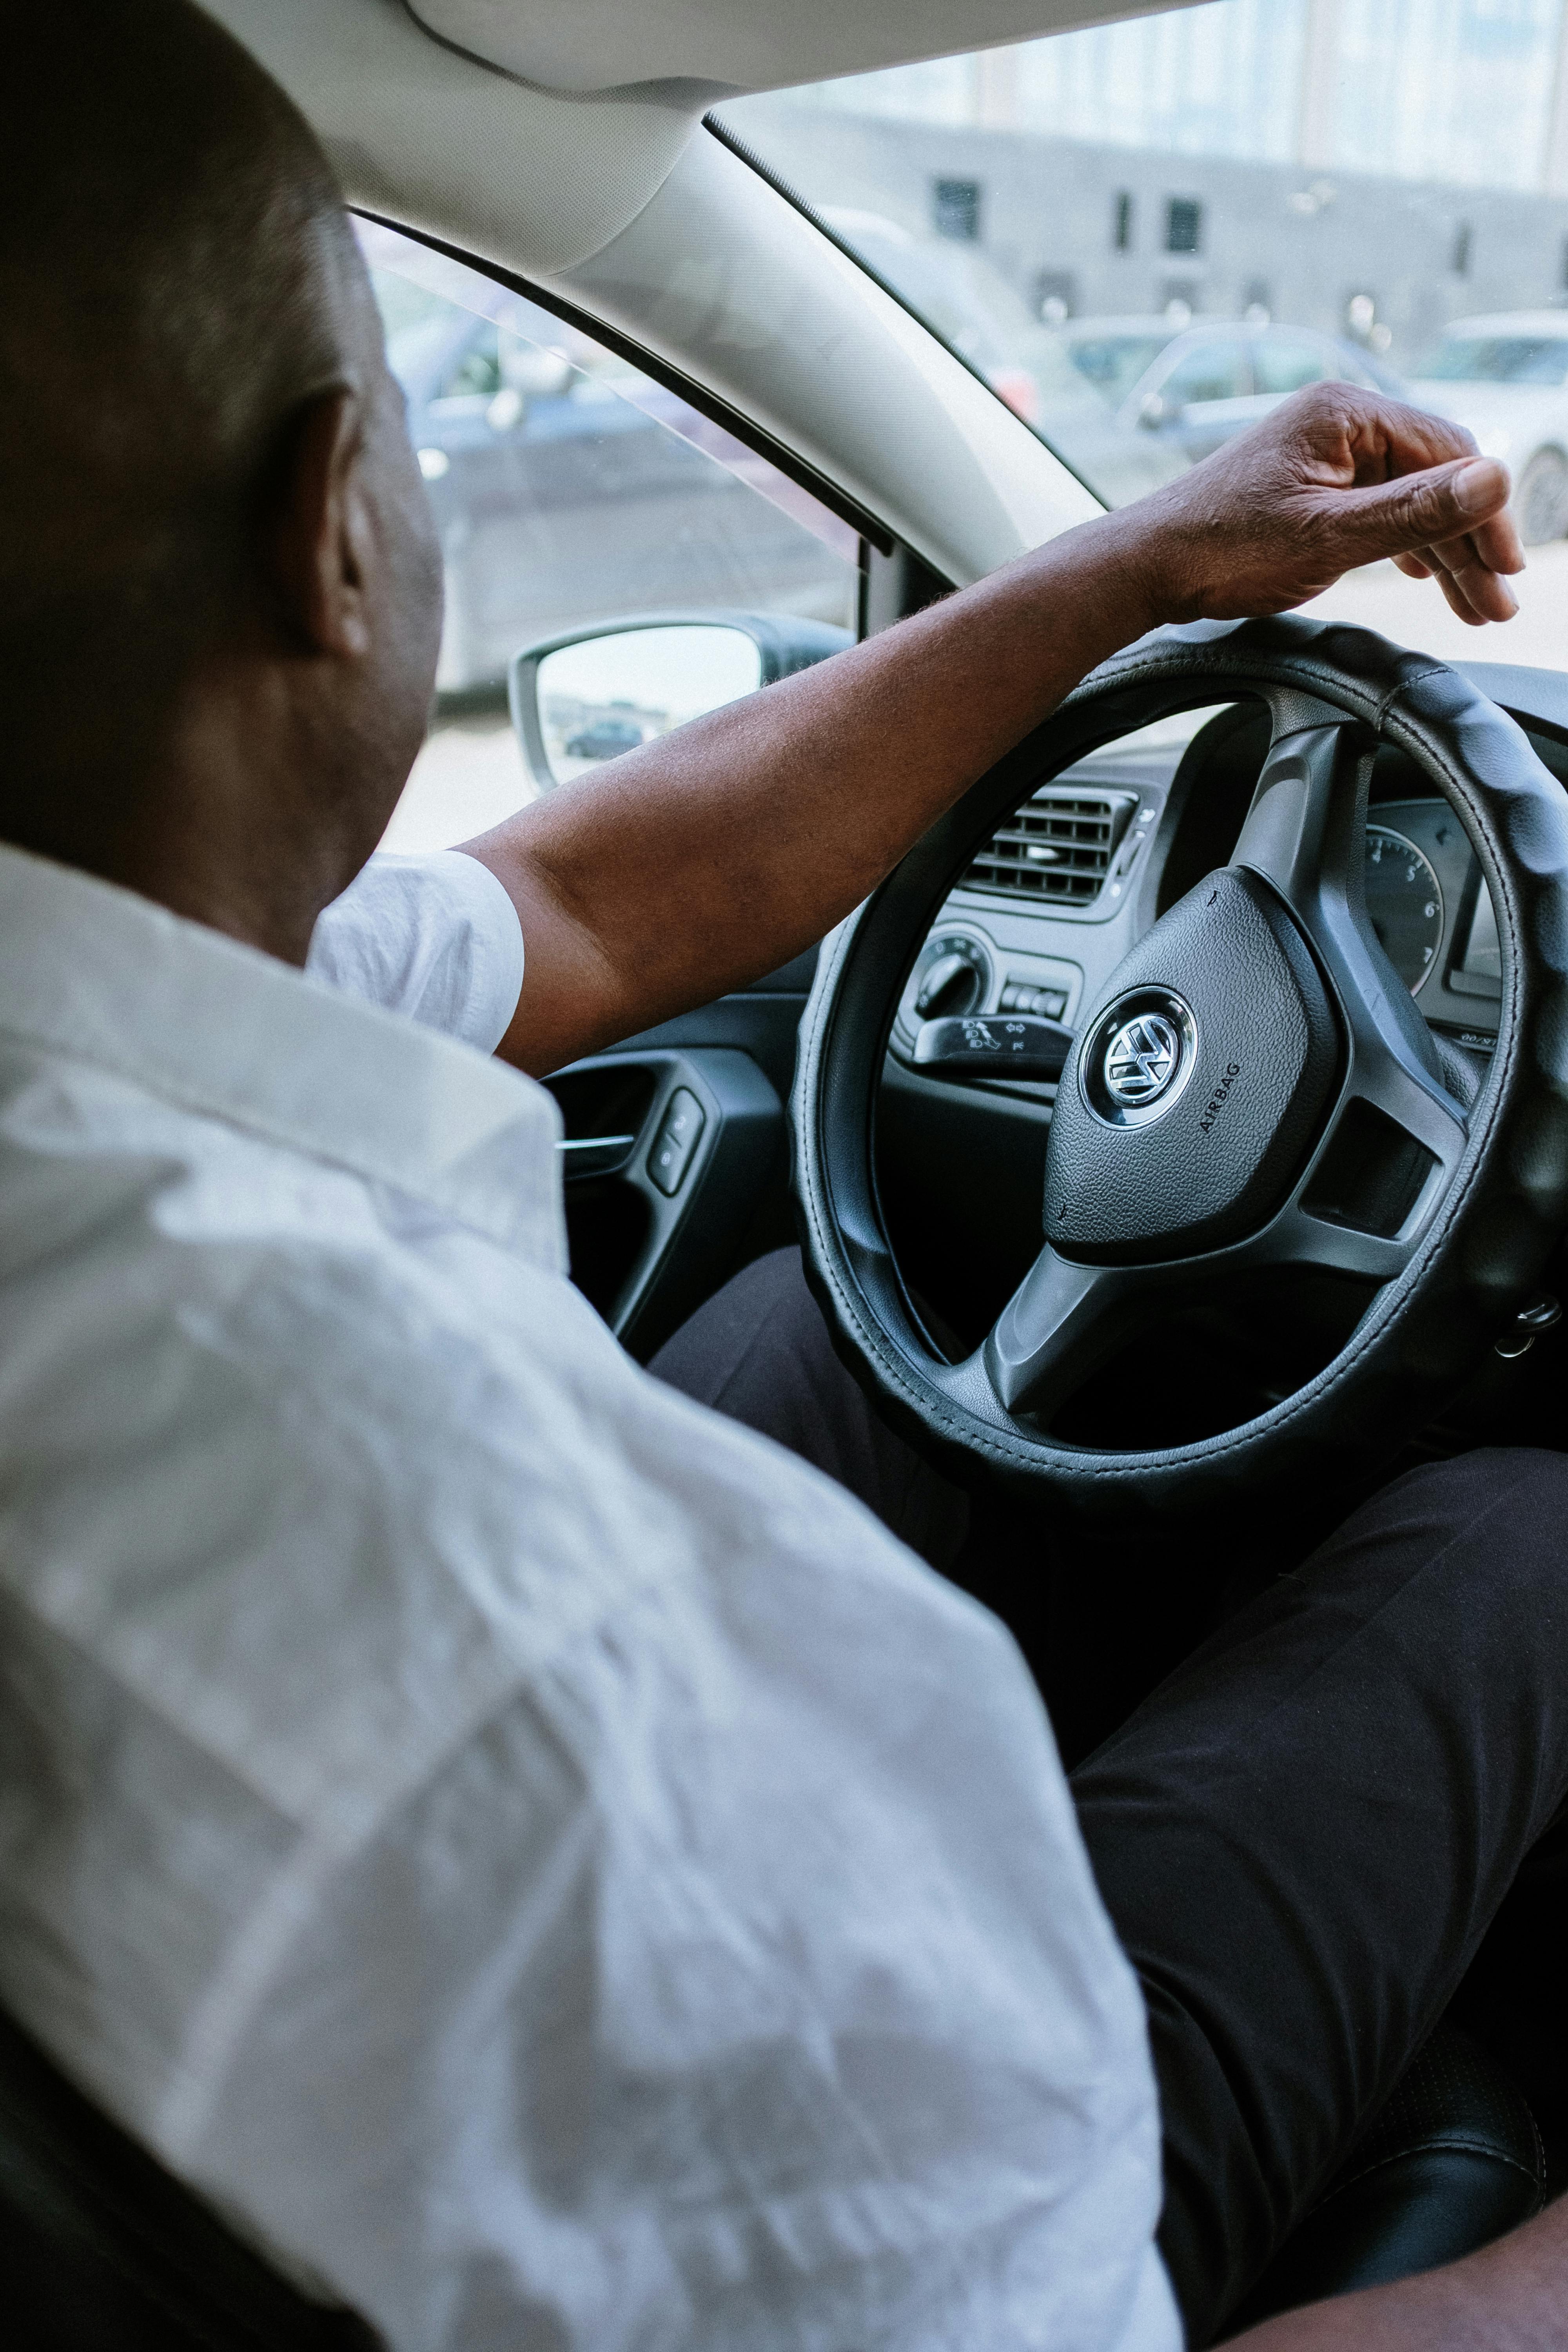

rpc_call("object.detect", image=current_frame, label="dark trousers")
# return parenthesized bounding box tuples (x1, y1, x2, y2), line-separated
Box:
(651, 1248, 1568, 2346)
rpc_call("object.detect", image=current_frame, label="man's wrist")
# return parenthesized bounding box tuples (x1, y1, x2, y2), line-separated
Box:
(1084, 497, 1191, 639)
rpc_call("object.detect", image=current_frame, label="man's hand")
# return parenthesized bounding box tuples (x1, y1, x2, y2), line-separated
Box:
(1115, 381, 1524, 628)
(464, 383, 1526, 1075)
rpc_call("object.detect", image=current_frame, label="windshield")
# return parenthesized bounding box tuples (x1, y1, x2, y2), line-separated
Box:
(1067, 332, 1176, 405)
(723, 0, 1568, 671)
(1419, 335, 1568, 385)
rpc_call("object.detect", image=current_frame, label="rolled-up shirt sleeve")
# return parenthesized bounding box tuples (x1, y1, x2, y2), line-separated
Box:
(306, 850, 524, 1053)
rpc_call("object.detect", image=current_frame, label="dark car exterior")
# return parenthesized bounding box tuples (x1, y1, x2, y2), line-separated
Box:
(1059, 318, 1407, 464)
(384, 288, 856, 693)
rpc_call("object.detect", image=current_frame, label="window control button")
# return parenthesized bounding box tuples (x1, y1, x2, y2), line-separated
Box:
(648, 1088, 706, 1196)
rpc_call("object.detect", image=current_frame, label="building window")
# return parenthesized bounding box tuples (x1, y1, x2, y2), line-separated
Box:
(933, 178, 982, 241)
(1166, 197, 1203, 255)
(1451, 221, 1473, 276)
(1113, 190, 1134, 251)
(1035, 268, 1078, 323)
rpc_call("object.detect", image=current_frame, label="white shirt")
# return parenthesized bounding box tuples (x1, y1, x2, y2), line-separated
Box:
(305, 848, 526, 1052)
(0, 842, 1180, 2352)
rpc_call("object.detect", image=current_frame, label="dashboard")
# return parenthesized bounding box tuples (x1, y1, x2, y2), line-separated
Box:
(889, 674, 1568, 1074)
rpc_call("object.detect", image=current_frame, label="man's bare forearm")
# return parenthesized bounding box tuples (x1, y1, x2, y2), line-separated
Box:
(1229, 2194, 1568, 2351)
(466, 506, 1163, 1074)
(461, 389, 1521, 1076)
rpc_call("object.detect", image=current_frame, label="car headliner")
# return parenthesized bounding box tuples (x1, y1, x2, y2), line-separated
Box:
(406, 0, 1207, 98)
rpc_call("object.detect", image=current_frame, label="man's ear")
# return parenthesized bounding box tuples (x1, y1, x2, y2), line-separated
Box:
(264, 385, 374, 660)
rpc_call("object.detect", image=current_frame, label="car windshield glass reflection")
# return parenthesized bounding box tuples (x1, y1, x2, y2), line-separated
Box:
(1421, 335, 1568, 384)
(1160, 341, 1250, 404)
(1068, 333, 1174, 403)
(722, 0, 1568, 669)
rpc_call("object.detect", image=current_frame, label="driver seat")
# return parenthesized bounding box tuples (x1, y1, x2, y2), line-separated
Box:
(0, 2002, 381, 2350)
(1228, 2019, 1546, 2334)
(0, 2000, 1542, 2348)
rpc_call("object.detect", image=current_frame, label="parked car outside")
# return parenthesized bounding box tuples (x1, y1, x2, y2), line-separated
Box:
(1408, 312, 1568, 543)
(565, 716, 646, 761)
(1054, 316, 1407, 466)
(822, 212, 1189, 506)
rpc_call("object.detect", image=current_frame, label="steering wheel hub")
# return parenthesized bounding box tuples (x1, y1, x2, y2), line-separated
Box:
(1085, 993, 1195, 1122)
(1047, 864, 1340, 1263)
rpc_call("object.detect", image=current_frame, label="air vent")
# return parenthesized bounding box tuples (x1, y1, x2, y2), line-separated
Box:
(961, 788, 1138, 906)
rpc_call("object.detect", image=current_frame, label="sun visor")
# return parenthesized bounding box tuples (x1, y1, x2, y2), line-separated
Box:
(406, 0, 1207, 97)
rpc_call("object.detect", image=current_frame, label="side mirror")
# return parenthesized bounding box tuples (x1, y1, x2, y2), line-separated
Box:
(508, 613, 852, 794)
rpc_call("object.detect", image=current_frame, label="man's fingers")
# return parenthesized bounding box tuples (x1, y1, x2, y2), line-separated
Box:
(1455, 562, 1520, 622)
(1336, 455, 1514, 570)
(1468, 502, 1528, 577)
(1333, 386, 1481, 479)
(1392, 551, 1434, 580)
(1417, 525, 1522, 619)
(1425, 538, 1519, 621)
(1440, 572, 1479, 624)
(1426, 563, 1483, 624)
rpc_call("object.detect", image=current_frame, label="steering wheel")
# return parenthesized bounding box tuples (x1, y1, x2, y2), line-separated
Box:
(793, 616, 1568, 1513)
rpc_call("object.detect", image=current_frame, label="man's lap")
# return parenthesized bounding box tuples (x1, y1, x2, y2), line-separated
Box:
(652, 1247, 1568, 2343)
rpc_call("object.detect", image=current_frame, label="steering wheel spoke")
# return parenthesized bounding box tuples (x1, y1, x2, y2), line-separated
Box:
(1242, 1198, 1415, 1285)
(983, 1246, 1144, 1420)
(1230, 720, 1364, 922)
(1234, 720, 1472, 1144)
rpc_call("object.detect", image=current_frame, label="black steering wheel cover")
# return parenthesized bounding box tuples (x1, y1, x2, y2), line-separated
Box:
(792, 615, 1568, 1514)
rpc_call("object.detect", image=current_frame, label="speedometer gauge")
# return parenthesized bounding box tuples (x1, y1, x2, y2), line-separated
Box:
(1364, 826, 1445, 996)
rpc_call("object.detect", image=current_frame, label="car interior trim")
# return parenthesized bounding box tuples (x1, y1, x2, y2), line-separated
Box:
(703, 110, 1106, 514)
(403, 0, 1208, 100)
(558, 127, 1103, 585)
(205, 0, 702, 276)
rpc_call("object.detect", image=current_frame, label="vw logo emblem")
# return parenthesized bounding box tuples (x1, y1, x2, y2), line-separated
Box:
(1104, 1012, 1180, 1107)
(1079, 988, 1200, 1128)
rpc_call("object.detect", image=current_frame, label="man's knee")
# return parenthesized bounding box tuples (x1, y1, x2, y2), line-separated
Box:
(648, 1247, 833, 1416)
(649, 1248, 969, 1568)
(1332, 1446, 1568, 1610)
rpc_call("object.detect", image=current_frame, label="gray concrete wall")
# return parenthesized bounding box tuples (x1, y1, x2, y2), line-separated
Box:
(738, 98, 1568, 367)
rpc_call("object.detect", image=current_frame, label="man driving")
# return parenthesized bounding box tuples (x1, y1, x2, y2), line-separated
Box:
(8, 6, 1568, 2349)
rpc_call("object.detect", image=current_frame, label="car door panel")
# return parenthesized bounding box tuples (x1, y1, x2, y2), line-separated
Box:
(547, 1041, 785, 1360)
(542, 950, 815, 1357)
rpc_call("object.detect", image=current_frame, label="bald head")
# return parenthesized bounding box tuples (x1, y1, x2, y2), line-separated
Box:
(0, 0, 439, 942)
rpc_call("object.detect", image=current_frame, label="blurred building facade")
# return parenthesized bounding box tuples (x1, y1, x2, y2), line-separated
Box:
(735, 0, 1568, 364)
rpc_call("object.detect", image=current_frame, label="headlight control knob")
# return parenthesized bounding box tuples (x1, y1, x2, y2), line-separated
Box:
(915, 942, 987, 1020)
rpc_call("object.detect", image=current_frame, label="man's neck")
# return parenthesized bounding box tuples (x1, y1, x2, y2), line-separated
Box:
(5, 671, 395, 966)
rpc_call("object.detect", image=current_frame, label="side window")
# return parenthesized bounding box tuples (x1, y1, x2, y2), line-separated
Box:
(1157, 339, 1252, 408)
(434, 323, 503, 403)
(359, 221, 860, 852)
(1252, 336, 1334, 397)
